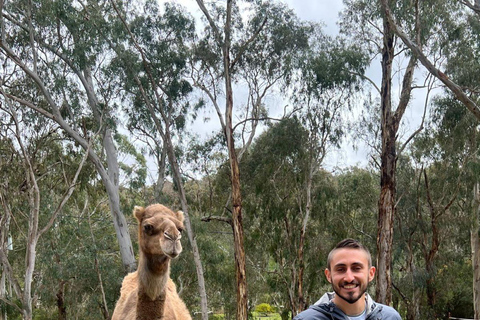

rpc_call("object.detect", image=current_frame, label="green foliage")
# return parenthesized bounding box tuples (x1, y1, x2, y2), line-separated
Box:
(255, 303, 275, 314)
(1, 0, 479, 319)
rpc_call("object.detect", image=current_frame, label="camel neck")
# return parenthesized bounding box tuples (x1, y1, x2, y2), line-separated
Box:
(138, 252, 170, 300)
(140, 252, 170, 274)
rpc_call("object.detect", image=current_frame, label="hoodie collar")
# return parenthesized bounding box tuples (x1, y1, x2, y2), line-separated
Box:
(314, 292, 378, 316)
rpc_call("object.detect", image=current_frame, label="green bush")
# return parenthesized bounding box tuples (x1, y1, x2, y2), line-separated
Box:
(255, 303, 274, 314)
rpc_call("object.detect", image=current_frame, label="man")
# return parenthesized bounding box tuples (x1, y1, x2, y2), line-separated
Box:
(293, 238, 401, 320)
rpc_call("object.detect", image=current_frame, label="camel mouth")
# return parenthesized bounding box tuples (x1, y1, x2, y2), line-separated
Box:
(165, 251, 180, 259)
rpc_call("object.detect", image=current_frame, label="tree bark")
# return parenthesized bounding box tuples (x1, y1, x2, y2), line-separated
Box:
(225, 64, 248, 319)
(194, 0, 248, 317)
(154, 147, 167, 203)
(224, 1, 248, 315)
(377, 0, 417, 304)
(376, 4, 396, 304)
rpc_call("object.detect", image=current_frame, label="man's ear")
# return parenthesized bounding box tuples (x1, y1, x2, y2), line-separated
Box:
(325, 268, 332, 283)
(368, 266, 376, 282)
(133, 206, 145, 222)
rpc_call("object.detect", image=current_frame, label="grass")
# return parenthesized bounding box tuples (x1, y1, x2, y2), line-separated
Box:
(210, 312, 282, 320)
(251, 312, 282, 320)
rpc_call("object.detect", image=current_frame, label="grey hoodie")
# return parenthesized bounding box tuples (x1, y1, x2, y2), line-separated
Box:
(293, 292, 402, 320)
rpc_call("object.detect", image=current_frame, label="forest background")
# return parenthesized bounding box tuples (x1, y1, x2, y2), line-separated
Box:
(1, 0, 480, 319)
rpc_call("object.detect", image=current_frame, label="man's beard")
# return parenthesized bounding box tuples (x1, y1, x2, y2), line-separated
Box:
(332, 280, 368, 304)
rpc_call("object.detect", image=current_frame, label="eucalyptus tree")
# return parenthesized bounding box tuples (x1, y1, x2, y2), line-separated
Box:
(0, 0, 138, 271)
(241, 119, 377, 317)
(289, 34, 367, 314)
(191, 1, 310, 318)
(241, 117, 322, 317)
(380, 0, 480, 121)
(424, 97, 478, 318)
(433, 10, 480, 317)
(340, 0, 441, 303)
(0, 102, 88, 320)
(372, 1, 480, 309)
(399, 6, 480, 315)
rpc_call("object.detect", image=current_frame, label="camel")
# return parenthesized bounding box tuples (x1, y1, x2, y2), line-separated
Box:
(112, 204, 192, 320)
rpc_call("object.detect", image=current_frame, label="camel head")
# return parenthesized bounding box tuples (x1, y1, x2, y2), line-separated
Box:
(133, 204, 185, 259)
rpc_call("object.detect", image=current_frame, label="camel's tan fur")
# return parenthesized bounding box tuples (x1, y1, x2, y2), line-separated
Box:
(112, 204, 192, 320)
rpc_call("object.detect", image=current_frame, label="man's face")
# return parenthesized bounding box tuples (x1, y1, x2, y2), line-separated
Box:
(325, 248, 375, 305)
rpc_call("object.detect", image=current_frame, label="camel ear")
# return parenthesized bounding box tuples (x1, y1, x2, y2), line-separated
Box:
(176, 210, 185, 223)
(133, 206, 145, 221)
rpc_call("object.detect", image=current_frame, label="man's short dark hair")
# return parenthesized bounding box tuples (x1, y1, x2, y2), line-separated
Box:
(327, 238, 372, 270)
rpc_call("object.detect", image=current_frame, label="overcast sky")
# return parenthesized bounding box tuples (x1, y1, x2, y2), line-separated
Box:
(283, 0, 344, 35)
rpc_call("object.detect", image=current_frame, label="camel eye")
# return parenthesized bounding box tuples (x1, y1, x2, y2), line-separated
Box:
(144, 224, 154, 235)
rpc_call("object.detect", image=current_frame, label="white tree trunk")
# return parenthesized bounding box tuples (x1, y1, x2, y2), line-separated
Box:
(103, 129, 136, 272)
(83, 68, 136, 272)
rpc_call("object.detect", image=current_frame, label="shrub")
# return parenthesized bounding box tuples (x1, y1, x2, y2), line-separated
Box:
(255, 303, 274, 314)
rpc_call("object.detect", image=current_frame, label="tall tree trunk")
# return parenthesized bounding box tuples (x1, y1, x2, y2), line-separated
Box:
(473, 182, 480, 320)
(376, 7, 396, 304)
(194, 0, 248, 317)
(377, 0, 417, 304)
(223, 1, 247, 319)
(164, 125, 209, 320)
(22, 161, 40, 320)
(296, 166, 313, 315)
(154, 147, 167, 203)
(226, 97, 247, 319)
(56, 281, 67, 320)
(83, 68, 136, 273)
(229, 147, 247, 320)
(424, 216, 439, 317)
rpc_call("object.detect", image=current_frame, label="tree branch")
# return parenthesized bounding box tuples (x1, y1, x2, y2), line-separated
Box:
(381, 0, 480, 121)
(398, 74, 434, 156)
(38, 139, 90, 237)
(350, 71, 381, 94)
(231, 16, 268, 69)
(195, 0, 222, 46)
(460, 0, 480, 15)
(392, 55, 417, 131)
(201, 215, 232, 226)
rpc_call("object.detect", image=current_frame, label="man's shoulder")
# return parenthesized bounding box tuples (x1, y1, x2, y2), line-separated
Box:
(292, 305, 331, 320)
(374, 302, 402, 319)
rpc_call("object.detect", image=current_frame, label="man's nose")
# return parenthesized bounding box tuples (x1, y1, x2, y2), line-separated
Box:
(344, 269, 355, 282)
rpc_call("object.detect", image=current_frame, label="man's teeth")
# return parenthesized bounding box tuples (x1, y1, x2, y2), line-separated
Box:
(343, 284, 357, 289)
